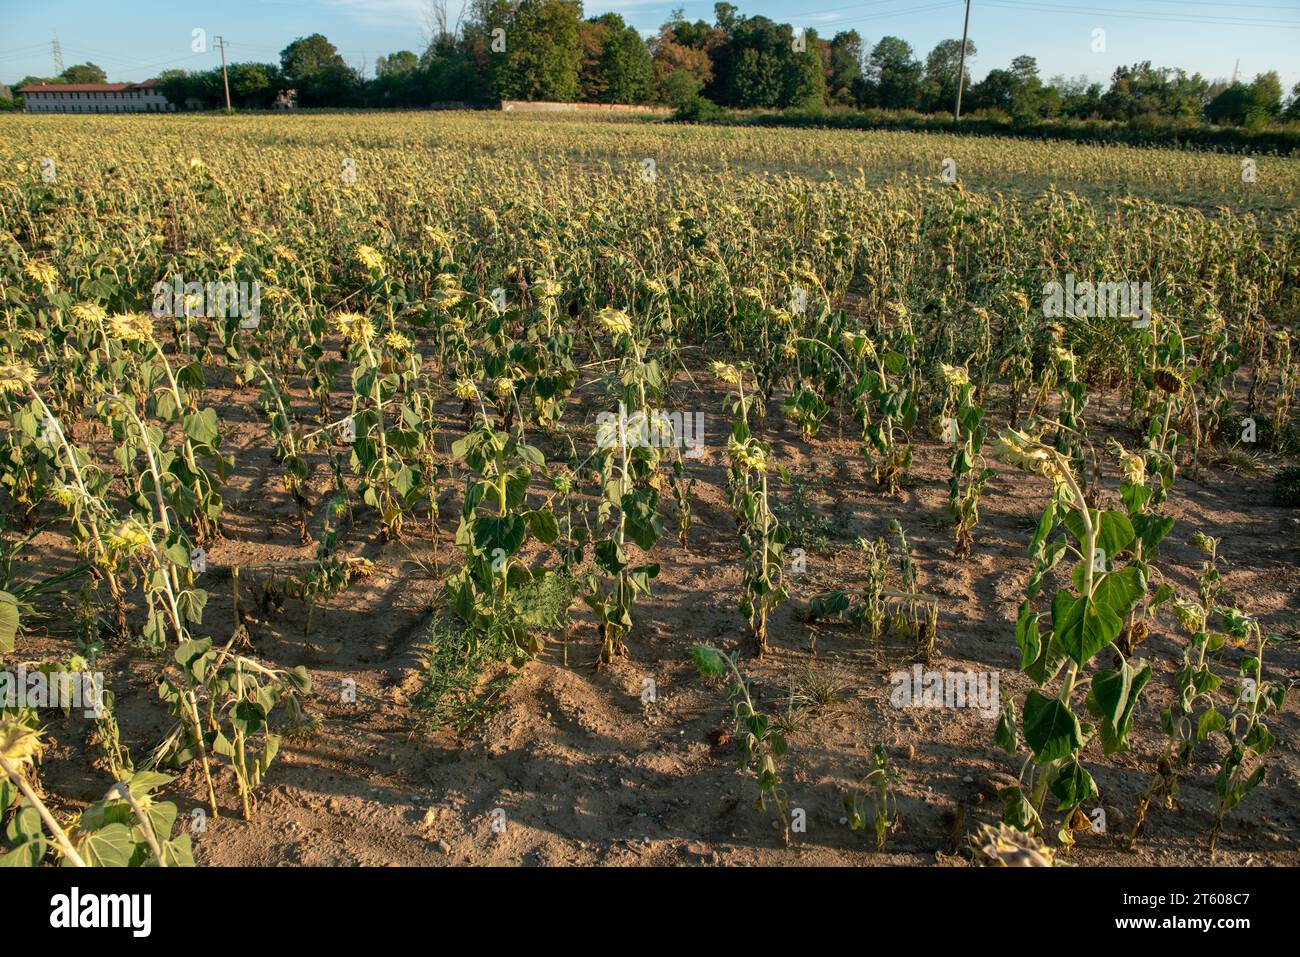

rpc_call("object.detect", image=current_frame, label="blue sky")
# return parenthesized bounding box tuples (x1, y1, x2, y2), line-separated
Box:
(3, 0, 1297, 91)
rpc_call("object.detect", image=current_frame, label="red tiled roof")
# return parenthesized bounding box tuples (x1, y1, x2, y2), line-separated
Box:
(18, 80, 159, 93)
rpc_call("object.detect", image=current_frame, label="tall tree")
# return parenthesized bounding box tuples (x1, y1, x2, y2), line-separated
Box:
(280, 35, 347, 84)
(862, 36, 921, 109)
(827, 30, 863, 105)
(376, 51, 419, 76)
(650, 12, 717, 99)
(280, 36, 360, 106)
(577, 17, 611, 101)
(920, 38, 974, 113)
(714, 2, 740, 36)
(61, 63, 108, 84)
(598, 15, 653, 103)
(496, 0, 581, 102)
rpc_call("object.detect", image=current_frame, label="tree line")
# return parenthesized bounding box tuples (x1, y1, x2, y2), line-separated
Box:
(8, 1, 1299, 129)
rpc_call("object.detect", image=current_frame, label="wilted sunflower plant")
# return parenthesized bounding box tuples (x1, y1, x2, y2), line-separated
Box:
(691, 645, 791, 839)
(992, 428, 1160, 845)
(716, 361, 789, 657)
(335, 311, 425, 540)
(857, 333, 918, 495)
(583, 307, 665, 662)
(154, 636, 312, 821)
(938, 363, 995, 558)
(447, 420, 570, 662)
(99, 312, 231, 545)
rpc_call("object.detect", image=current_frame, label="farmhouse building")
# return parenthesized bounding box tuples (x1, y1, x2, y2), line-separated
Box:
(18, 80, 174, 113)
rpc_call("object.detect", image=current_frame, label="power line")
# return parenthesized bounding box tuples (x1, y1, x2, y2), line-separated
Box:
(51, 45, 212, 78)
(981, 0, 1300, 29)
(1121, 0, 1300, 10)
(796, 0, 965, 34)
(0, 42, 57, 58)
(792, 0, 928, 22)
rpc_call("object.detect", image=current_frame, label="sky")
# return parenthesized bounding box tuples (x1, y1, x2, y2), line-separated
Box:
(2, 0, 1297, 91)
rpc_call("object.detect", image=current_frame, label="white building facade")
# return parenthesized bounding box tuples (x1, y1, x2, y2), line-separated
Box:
(19, 81, 175, 113)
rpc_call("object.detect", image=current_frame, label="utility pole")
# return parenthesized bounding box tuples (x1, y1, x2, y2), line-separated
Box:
(215, 35, 232, 113)
(953, 0, 972, 122)
(51, 32, 64, 74)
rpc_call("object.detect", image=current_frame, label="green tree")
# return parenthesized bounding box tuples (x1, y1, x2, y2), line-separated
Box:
(920, 38, 975, 113)
(1007, 54, 1047, 121)
(785, 27, 827, 110)
(662, 68, 702, 109)
(61, 63, 108, 84)
(577, 17, 612, 100)
(862, 36, 922, 110)
(709, 14, 823, 109)
(1246, 71, 1283, 120)
(1050, 74, 1104, 119)
(280, 34, 347, 85)
(714, 2, 740, 36)
(969, 68, 1015, 113)
(497, 0, 581, 102)
(280, 35, 360, 106)
(1204, 74, 1278, 127)
(599, 16, 653, 103)
(376, 51, 419, 76)
(226, 63, 280, 109)
(827, 30, 863, 105)
(1283, 82, 1300, 122)
(1205, 82, 1249, 125)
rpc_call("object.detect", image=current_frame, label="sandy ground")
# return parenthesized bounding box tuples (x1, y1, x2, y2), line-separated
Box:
(17, 354, 1300, 867)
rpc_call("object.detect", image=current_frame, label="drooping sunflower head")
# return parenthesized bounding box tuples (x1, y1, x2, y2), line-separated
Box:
(1152, 368, 1185, 395)
(1172, 598, 1207, 634)
(70, 302, 108, 327)
(0, 362, 36, 396)
(355, 244, 385, 273)
(383, 331, 412, 352)
(974, 823, 1056, 867)
(727, 436, 769, 473)
(430, 287, 467, 311)
(0, 716, 45, 775)
(940, 363, 970, 388)
(105, 519, 153, 558)
(710, 361, 740, 385)
(108, 313, 154, 344)
(23, 261, 57, 288)
(332, 312, 375, 344)
(994, 428, 1053, 477)
(1115, 445, 1147, 486)
(532, 279, 562, 303)
(596, 307, 633, 337)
